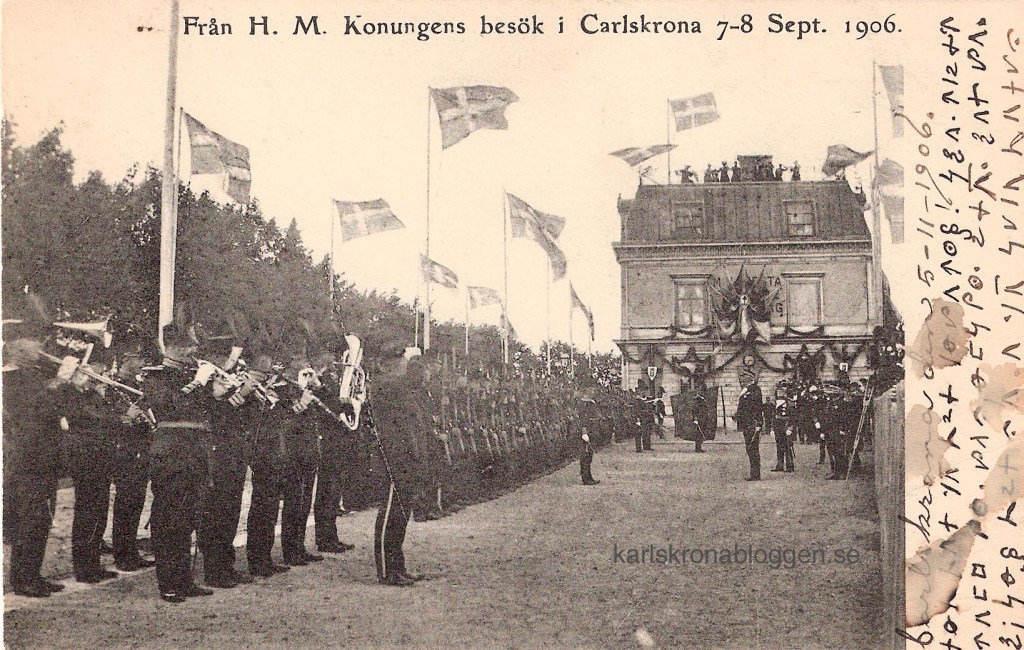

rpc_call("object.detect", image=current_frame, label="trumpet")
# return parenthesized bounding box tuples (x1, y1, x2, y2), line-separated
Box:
(337, 334, 366, 431)
(38, 350, 157, 428)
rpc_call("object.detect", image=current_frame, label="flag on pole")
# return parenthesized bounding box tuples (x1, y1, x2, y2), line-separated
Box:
(506, 193, 568, 280)
(500, 309, 518, 340)
(669, 93, 720, 131)
(334, 199, 405, 241)
(570, 283, 595, 341)
(431, 86, 519, 149)
(821, 144, 872, 178)
(468, 285, 502, 310)
(879, 65, 904, 138)
(506, 193, 564, 239)
(420, 254, 459, 289)
(875, 159, 903, 187)
(183, 111, 251, 204)
(609, 144, 677, 167)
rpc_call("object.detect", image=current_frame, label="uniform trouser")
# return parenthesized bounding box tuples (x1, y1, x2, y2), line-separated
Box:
(67, 435, 116, 576)
(198, 438, 247, 579)
(642, 426, 653, 450)
(246, 460, 284, 569)
(111, 448, 149, 565)
(634, 428, 643, 452)
(70, 463, 112, 575)
(7, 474, 58, 589)
(694, 422, 705, 452)
(827, 435, 848, 476)
(150, 442, 204, 594)
(374, 481, 411, 581)
(281, 462, 317, 561)
(742, 427, 761, 479)
(773, 430, 795, 471)
(580, 450, 594, 482)
(314, 441, 345, 545)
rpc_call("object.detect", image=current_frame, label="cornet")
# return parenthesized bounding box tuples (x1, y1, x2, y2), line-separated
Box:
(337, 334, 366, 431)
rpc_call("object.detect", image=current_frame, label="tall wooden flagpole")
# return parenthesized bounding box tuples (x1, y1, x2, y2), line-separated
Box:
(464, 291, 470, 356)
(569, 288, 575, 374)
(424, 89, 433, 351)
(545, 259, 552, 374)
(502, 190, 510, 364)
(329, 199, 336, 303)
(870, 61, 884, 329)
(666, 99, 672, 185)
(158, 0, 181, 349)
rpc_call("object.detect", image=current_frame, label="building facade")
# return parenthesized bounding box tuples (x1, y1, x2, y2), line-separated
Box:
(613, 168, 879, 417)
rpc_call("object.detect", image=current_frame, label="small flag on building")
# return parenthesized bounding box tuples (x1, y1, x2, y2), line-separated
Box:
(431, 86, 519, 149)
(669, 93, 720, 131)
(609, 144, 677, 167)
(183, 112, 251, 205)
(468, 286, 502, 310)
(334, 199, 405, 242)
(506, 193, 568, 280)
(420, 254, 459, 289)
(879, 65, 904, 138)
(570, 283, 595, 341)
(821, 144, 872, 178)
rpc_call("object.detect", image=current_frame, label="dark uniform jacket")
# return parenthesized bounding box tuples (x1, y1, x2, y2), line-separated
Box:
(2, 367, 64, 478)
(368, 376, 430, 503)
(735, 384, 764, 431)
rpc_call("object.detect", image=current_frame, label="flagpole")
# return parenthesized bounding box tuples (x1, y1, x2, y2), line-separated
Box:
(666, 99, 672, 185)
(424, 88, 433, 351)
(502, 189, 510, 364)
(546, 259, 552, 374)
(870, 61, 883, 330)
(158, 0, 180, 349)
(465, 290, 470, 356)
(569, 287, 575, 375)
(329, 199, 336, 303)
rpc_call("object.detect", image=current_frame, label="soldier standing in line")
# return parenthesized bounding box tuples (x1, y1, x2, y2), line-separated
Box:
(2, 319, 66, 598)
(244, 355, 293, 578)
(280, 359, 325, 566)
(734, 376, 764, 481)
(143, 324, 217, 603)
(110, 348, 157, 572)
(769, 386, 795, 473)
(60, 347, 119, 583)
(313, 349, 358, 554)
(368, 345, 431, 587)
(197, 342, 254, 589)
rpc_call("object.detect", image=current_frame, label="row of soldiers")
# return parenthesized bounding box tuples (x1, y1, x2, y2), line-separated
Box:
(2, 316, 616, 600)
(761, 378, 870, 479)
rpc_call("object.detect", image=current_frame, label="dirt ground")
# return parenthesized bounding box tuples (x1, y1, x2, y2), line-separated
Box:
(3, 432, 883, 649)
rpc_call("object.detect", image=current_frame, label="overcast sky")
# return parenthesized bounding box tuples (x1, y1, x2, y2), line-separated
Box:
(3, 0, 924, 351)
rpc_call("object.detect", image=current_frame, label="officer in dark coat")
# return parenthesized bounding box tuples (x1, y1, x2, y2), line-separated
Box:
(734, 377, 764, 481)
(143, 324, 217, 603)
(574, 404, 600, 485)
(368, 346, 431, 587)
(2, 325, 66, 598)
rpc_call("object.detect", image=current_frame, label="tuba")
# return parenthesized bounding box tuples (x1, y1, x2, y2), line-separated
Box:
(337, 334, 366, 431)
(52, 317, 113, 350)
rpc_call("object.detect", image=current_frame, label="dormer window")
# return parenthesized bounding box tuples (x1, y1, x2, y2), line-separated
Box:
(670, 201, 705, 239)
(784, 200, 816, 236)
